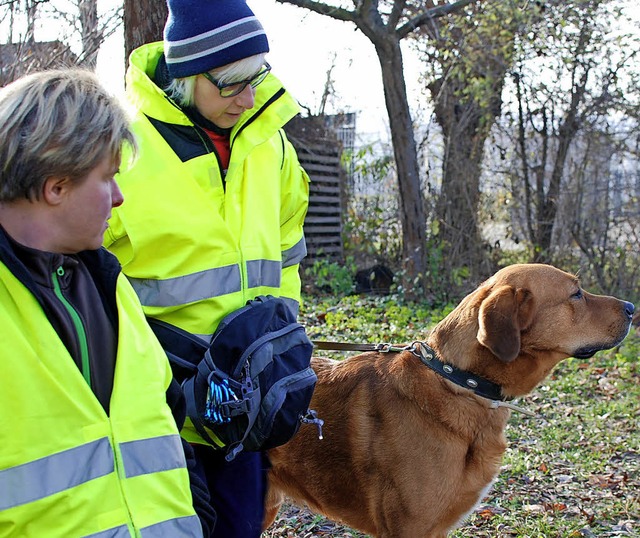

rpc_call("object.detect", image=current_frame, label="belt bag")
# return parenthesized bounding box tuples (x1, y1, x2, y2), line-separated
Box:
(148, 295, 319, 461)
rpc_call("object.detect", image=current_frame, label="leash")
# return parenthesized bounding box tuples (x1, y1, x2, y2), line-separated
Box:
(312, 339, 536, 417)
(312, 341, 410, 353)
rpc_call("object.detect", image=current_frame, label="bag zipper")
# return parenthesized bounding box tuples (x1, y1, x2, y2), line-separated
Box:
(51, 265, 91, 386)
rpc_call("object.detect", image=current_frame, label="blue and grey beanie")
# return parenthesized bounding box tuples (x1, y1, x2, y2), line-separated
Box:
(164, 0, 270, 79)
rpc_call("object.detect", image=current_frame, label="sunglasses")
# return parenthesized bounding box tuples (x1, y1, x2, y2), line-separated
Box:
(202, 62, 272, 98)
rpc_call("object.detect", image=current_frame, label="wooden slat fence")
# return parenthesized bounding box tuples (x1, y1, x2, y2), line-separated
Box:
(295, 143, 344, 262)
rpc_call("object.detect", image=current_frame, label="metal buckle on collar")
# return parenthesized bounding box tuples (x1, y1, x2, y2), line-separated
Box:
(412, 342, 433, 361)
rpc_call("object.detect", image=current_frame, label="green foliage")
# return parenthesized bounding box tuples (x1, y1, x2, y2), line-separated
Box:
(299, 294, 452, 349)
(416, 0, 531, 129)
(302, 257, 357, 297)
(341, 144, 403, 268)
(343, 200, 403, 266)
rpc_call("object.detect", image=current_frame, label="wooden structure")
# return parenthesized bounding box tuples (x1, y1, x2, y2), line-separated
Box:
(285, 116, 345, 263)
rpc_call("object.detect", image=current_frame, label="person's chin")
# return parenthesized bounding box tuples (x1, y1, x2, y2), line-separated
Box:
(85, 235, 105, 251)
(222, 114, 242, 126)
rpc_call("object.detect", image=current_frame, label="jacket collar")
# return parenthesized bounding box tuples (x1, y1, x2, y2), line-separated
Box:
(126, 42, 301, 138)
(0, 226, 121, 324)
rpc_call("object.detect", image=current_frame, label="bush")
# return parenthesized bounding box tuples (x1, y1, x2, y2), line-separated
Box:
(302, 257, 357, 296)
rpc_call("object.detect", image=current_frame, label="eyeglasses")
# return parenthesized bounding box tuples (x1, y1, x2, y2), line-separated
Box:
(202, 62, 271, 98)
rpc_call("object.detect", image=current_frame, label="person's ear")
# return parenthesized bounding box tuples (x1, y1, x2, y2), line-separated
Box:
(42, 176, 71, 206)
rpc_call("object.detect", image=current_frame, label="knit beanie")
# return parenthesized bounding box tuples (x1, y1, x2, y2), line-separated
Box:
(164, 0, 270, 79)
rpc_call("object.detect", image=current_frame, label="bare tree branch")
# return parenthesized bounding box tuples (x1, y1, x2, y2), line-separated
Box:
(274, 0, 356, 23)
(397, 0, 479, 39)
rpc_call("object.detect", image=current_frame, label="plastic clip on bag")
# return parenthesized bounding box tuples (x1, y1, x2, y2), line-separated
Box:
(149, 296, 321, 461)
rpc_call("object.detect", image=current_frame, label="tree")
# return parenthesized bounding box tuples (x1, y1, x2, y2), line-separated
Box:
(123, 0, 167, 61)
(275, 0, 476, 299)
(40, 0, 121, 68)
(507, 0, 640, 265)
(412, 1, 530, 283)
(0, 0, 121, 83)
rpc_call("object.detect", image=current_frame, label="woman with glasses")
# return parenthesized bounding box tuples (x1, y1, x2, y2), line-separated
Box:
(104, 0, 310, 537)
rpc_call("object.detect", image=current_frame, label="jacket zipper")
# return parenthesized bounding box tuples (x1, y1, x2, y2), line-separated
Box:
(51, 265, 91, 386)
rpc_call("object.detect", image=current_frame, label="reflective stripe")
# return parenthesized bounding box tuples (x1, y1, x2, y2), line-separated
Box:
(84, 514, 203, 538)
(282, 236, 307, 268)
(141, 515, 203, 537)
(247, 259, 281, 289)
(128, 254, 298, 308)
(84, 525, 131, 538)
(193, 332, 212, 342)
(0, 437, 113, 511)
(128, 265, 241, 307)
(120, 434, 186, 478)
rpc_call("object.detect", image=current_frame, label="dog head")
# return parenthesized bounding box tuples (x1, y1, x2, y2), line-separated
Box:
(432, 263, 634, 397)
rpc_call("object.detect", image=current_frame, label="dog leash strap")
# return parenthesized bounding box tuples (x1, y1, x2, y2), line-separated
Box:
(312, 341, 409, 353)
(312, 341, 376, 351)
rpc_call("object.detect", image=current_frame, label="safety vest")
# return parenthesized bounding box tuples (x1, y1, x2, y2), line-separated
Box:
(105, 42, 310, 344)
(0, 261, 202, 537)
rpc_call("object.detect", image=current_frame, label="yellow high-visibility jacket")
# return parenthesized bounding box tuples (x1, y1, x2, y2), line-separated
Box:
(105, 42, 310, 346)
(0, 249, 202, 537)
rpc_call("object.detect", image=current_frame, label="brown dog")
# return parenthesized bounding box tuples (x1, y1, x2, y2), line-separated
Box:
(264, 263, 634, 538)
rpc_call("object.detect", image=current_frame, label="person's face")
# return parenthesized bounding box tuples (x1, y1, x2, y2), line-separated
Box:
(193, 73, 256, 129)
(53, 155, 123, 253)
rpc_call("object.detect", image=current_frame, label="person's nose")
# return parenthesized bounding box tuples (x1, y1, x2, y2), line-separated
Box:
(235, 84, 255, 109)
(111, 179, 124, 208)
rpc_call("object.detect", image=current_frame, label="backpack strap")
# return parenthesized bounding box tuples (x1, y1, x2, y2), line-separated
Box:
(148, 317, 229, 448)
(147, 317, 206, 380)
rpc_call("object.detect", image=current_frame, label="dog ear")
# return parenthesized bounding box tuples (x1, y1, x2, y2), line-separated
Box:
(477, 285, 534, 363)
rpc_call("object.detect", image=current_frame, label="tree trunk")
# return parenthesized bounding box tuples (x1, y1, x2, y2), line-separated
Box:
(123, 0, 167, 64)
(432, 78, 484, 277)
(79, 0, 101, 68)
(430, 71, 503, 280)
(375, 37, 427, 298)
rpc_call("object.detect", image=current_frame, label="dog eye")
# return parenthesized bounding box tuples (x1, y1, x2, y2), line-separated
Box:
(571, 289, 583, 300)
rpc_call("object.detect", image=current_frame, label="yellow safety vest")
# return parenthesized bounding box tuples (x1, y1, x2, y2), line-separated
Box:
(105, 42, 310, 344)
(0, 261, 202, 537)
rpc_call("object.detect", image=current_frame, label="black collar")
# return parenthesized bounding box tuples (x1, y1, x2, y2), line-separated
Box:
(412, 342, 510, 402)
(312, 339, 510, 402)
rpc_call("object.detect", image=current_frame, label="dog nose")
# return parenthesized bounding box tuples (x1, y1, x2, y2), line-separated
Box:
(623, 301, 634, 318)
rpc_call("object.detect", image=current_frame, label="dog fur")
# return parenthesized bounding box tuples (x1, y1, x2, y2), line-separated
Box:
(264, 263, 634, 538)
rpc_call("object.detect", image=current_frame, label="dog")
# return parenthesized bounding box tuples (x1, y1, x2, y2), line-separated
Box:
(263, 263, 634, 538)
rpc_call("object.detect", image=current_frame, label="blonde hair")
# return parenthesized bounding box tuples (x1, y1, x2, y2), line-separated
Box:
(0, 69, 136, 201)
(166, 53, 266, 106)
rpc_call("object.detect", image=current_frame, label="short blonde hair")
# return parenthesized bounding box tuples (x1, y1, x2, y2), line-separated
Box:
(0, 68, 136, 202)
(166, 53, 266, 107)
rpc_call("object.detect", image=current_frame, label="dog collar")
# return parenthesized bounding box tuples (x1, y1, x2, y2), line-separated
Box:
(412, 342, 535, 416)
(312, 339, 535, 416)
(412, 341, 507, 401)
